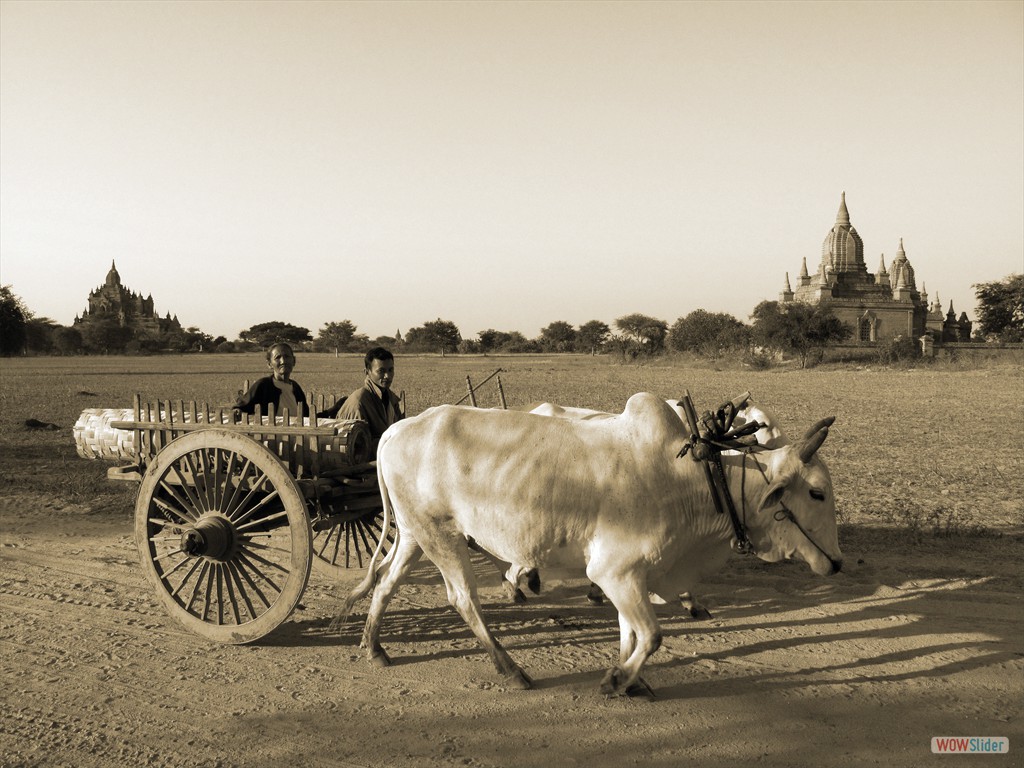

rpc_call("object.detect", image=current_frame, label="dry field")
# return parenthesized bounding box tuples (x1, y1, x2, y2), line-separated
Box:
(1, 353, 1022, 768)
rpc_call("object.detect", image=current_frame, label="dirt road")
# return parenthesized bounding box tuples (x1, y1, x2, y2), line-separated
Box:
(1, 494, 1021, 768)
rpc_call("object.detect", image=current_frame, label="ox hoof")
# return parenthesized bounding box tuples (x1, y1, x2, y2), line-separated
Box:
(625, 677, 656, 699)
(504, 669, 533, 690)
(367, 649, 392, 668)
(688, 606, 713, 621)
(512, 588, 528, 604)
(599, 667, 624, 696)
(526, 569, 541, 595)
(586, 584, 605, 606)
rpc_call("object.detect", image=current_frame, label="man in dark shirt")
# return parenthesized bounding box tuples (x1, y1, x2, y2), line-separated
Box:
(233, 342, 308, 418)
(336, 347, 403, 455)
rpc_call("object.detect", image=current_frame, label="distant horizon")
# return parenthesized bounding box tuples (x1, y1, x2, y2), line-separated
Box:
(56, 238, 997, 344)
(2, 1, 1021, 340)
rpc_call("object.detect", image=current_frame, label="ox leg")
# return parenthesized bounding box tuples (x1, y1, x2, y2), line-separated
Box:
(592, 576, 662, 696)
(680, 591, 713, 620)
(361, 533, 423, 668)
(430, 540, 533, 690)
(467, 537, 527, 603)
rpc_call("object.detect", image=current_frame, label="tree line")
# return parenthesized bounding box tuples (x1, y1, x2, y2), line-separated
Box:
(2, 274, 1021, 365)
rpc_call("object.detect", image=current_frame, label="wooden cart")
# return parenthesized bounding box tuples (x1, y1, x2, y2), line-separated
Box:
(74, 394, 393, 644)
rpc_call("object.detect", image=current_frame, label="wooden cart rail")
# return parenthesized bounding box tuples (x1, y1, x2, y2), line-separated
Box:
(75, 393, 372, 479)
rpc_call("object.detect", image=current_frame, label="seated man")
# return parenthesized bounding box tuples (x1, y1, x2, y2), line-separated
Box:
(233, 342, 309, 418)
(335, 347, 403, 456)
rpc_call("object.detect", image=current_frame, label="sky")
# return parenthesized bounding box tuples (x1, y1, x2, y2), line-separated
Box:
(1, 0, 1022, 342)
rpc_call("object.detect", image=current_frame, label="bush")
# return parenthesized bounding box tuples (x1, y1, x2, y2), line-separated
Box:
(744, 349, 776, 369)
(876, 335, 920, 366)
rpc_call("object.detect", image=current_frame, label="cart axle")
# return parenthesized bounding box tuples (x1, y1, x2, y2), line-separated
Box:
(180, 516, 235, 561)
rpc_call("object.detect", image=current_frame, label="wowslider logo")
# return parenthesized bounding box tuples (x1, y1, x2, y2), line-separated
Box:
(932, 737, 1009, 754)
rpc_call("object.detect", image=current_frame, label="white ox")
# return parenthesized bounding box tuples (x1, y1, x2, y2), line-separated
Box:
(505, 397, 789, 613)
(341, 392, 842, 695)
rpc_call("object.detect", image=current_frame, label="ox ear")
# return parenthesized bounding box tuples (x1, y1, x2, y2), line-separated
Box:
(757, 472, 793, 514)
(798, 422, 831, 464)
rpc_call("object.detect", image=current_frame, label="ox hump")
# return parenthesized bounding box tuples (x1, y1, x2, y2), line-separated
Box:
(623, 393, 687, 443)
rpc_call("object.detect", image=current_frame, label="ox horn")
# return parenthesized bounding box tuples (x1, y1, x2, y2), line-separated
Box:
(799, 424, 831, 463)
(802, 416, 836, 440)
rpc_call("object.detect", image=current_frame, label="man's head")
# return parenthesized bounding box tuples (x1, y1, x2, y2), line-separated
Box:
(364, 347, 395, 391)
(266, 342, 295, 382)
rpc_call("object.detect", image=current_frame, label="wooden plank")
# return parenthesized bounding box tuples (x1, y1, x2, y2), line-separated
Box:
(108, 421, 339, 437)
(132, 393, 144, 467)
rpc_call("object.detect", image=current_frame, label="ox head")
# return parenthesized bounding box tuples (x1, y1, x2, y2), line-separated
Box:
(745, 417, 843, 576)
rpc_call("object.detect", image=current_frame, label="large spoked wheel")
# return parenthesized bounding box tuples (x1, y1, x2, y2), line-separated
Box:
(311, 492, 396, 576)
(135, 429, 312, 643)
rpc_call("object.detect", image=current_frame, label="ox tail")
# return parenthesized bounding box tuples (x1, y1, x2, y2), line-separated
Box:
(332, 451, 399, 629)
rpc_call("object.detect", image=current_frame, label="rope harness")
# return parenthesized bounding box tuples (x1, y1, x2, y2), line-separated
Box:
(676, 390, 762, 555)
(676, 390, 838, 568)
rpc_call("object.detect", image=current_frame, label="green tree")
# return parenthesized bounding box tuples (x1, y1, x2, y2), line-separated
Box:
(539, 321, 578, 352)
(317, 320, 369, 352)
(750, 300, 852, 368)
(54, 326, 85, 355)
(669, 309, 750, 359)
(503, 331, 540, 353)
(405, 318, 462, 355)
(973, 273, 1024, 342)
(81, 319, 134, 354)
(25, 317, 60, 354)
(577, 320, 610, 355)
(238, 321, 312, 348)
(0, 285, 30, 356)
(614, 313, 668, 356)
(169, 329, 214, 356)
(478, 329, 511, 353)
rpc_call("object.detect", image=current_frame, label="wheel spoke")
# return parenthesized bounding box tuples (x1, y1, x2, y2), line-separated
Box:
(228, 472, 272, 524)
(226, 561, 258, 620)
(155, 483, 199, 524)
(156, 551, 194, 580)
(200, 563, 215, 621)
(153, 546, 186, 563)
(184, 561, 211, 615)
(345, 522, 356, 568)
(231, 557, 273, 609)
(209, 449, 222, 511)
(243, 540, 293, 556)
(236, 550, 285, 592)
(355, 521, 375, 559)
(179, 453, 210, 515)
(238, 546, 290, 577)
(235, 507, 287, 533)
(194, 447, 213, 512)
(215, 564, 225, 625)
(231, 488, 280, 529)
(166, 460, 205, 518)
(169, 558, 204, 598)
(222, 456, 254, 518)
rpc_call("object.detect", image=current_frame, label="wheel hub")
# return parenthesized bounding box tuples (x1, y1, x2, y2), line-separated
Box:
(180, 516, 236, 561)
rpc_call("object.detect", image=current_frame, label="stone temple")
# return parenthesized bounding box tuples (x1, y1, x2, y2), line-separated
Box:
(74, 261, 181, 339)
(780, 193, 971, 344)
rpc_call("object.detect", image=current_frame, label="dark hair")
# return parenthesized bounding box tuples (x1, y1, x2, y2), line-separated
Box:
(265, 342, 295, 362)
(364, 346, 394, 368)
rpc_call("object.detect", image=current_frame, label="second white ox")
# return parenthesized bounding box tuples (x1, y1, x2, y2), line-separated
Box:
(525, 397, 787, 612)
(342, 392, 842, 695)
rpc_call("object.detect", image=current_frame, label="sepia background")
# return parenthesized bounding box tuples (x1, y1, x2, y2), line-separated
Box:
(1, 0, 1022, 341)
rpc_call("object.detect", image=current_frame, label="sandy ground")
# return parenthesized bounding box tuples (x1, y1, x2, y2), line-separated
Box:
(1, 492, 1021, 768)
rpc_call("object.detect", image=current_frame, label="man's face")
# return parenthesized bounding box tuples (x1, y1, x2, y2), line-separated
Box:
(367, 358, 395, 391)
(268, 346, 295, 381)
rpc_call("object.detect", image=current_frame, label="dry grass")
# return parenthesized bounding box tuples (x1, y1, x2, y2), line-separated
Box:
(1, 353, 1021, 546)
